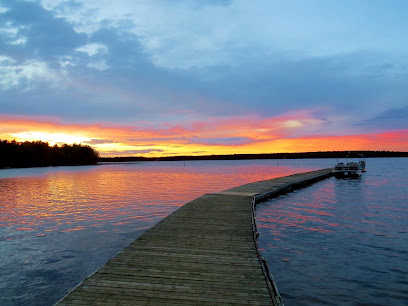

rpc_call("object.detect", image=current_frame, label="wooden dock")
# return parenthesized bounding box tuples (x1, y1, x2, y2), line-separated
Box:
(58, 168, 332, 305)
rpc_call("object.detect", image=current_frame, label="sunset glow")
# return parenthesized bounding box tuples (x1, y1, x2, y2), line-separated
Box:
(9, 131, 91, 146)
(1, 115, 407, 157)
(1, 1, 407, 156)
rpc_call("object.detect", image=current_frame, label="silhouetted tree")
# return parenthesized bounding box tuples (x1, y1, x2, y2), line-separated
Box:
(0, 140, 99, 168)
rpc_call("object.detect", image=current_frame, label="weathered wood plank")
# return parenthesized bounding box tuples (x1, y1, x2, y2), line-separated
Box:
(84, 274, 271, 292)
(57, 168, 333, 305)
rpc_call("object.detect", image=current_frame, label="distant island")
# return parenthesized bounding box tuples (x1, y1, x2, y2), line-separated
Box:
(0, 140, 99, 169)
(99, 150, 408, 162)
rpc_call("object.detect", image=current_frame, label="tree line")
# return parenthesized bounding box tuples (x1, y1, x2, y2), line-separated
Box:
(99, 150, 408, 163)
(0, 140, 99, 168)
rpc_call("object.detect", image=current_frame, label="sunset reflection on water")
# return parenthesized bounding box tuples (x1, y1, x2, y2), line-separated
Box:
(1, 161, 309, 237)
(1, 159, 327, 305)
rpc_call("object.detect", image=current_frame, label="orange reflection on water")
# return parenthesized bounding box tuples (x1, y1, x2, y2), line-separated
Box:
(0, 161, 311, 238)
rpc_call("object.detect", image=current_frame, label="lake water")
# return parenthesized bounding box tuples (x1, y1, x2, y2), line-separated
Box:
(0, 159, 321, 305)
(257, 158, 408, 305)
(0, 158, 407, 305)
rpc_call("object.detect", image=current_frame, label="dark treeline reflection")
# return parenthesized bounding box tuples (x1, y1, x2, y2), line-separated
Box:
(0, 140, 99, 168)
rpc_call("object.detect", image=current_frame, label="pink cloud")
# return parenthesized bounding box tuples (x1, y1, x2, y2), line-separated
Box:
(0, 114, 407, 156)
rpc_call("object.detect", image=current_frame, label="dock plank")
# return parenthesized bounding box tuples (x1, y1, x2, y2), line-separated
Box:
(58, 168, 332, 305)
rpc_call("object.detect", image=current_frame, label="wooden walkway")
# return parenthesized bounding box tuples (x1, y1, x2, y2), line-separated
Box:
(58, 168, 332, 305)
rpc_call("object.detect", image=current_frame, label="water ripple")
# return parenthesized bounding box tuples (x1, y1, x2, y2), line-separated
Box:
(0, 159, 325, 305)
(257, 158, 408, 305)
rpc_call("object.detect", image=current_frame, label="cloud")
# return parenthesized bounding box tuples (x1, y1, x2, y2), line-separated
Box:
(1, 0, 86, 59)
(87, 59, 109, 71)
(355, 107, 408, 130)
(0, 20, 27, 46)
(0, 115, 407, 156)
(1, 0, 406, 128)
(189, 137, 255, 146)
(0, 56, 64, 89)
(35, 0, 408, 70)
(84, 139, 117, 145)
(76, 43, 108, 57)
(102, 149, 165, 155)
(0, 6, 8, 14)
(0, 0, 407, 155)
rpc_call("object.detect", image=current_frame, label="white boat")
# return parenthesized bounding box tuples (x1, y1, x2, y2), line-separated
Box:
(333, 154, 366, 178)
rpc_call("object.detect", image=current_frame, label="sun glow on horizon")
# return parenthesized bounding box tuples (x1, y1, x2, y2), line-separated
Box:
(1, 115, 407, 157)
(10, 131, 91, 146)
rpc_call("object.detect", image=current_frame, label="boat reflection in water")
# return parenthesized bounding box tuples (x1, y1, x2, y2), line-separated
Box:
(333, 154, 366, 178)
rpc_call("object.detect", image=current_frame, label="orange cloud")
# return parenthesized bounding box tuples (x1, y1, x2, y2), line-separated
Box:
(0, 114, 407, 157)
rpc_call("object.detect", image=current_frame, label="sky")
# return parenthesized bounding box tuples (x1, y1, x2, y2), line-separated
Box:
(0, 0, 407, 157)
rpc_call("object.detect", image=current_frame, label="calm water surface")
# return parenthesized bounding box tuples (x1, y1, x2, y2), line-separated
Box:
(0, 159, 323, 305)
(257, 158, 408, 305)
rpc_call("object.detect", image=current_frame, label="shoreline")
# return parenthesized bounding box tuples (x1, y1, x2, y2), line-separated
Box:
(99, 150, 408, 163)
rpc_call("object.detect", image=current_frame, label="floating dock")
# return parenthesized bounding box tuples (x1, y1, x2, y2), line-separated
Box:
(58, 168, 332, 305)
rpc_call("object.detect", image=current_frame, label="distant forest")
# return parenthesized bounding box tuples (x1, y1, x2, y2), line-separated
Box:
(2, 140, 407, 169)
(100, 150, 408, 163)
(0, 140, 99, 169)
